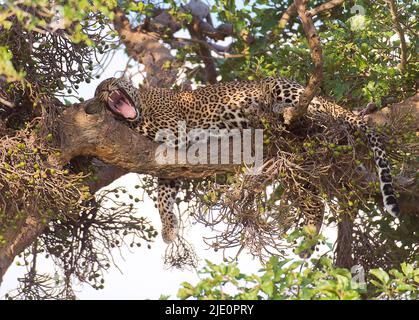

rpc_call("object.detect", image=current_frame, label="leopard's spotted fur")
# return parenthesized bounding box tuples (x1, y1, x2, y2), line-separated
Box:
(95, 77, 400, 245)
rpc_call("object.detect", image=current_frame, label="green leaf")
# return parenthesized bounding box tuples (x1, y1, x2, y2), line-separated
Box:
(396, 284, 415, 292)
(260, 281, 274, 297)
(63, 98, 72, 105)
(370, 268, 390, 285)
(401, 263, 414, 277)
(0, 46, 25, 81)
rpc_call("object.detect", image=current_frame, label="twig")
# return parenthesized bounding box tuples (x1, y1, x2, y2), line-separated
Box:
(308, 0, 345, 17)
(0, 96, 14, 108)
(278, 0, 345, 30)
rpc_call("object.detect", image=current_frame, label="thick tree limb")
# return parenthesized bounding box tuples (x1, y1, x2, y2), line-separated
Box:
(187, 18, 218, 84)
(184, 0, 228, 84)
(58, 100, 239, 179)
(387, 0, 408, 72)
(58, 94, 419, 189)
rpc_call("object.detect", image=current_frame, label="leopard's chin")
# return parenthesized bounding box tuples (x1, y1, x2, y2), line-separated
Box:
(107, 89, 139, 121)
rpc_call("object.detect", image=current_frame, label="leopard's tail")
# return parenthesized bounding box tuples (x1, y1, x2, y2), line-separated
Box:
(308, 97, 400, 217)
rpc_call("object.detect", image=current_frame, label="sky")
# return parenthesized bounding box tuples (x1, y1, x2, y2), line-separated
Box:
(0, 2, 337, 299)
(0, 173, 284, 300)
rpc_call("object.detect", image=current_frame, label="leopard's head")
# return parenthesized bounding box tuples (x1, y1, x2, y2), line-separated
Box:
(94, 77, 140, 122)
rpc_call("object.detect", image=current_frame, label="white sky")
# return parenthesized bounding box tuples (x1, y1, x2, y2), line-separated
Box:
(0, 19, 337, 299)
(0, 176, 269, 300)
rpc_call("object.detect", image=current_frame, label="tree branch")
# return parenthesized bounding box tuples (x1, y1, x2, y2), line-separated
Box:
(283, 0, 323, 124)
(278, 3, 296, 29)
(0, 153, 128, 286)
(187, 18, 218, 84)
(183, 0, 233, 41)
(184, 0, 230, 84)
(113, 8, 178, 88)
(278, 0, 344, 30)
(113, 3, 232, 86)
(0, 214, 45, 285)
(308, 0, 345, 17)
(387, 0, 408, 72)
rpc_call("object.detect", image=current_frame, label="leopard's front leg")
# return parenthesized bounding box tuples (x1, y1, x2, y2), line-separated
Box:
(157, 178, 181, 243)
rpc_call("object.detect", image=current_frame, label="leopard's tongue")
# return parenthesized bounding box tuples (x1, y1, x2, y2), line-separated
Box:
(109, 90, 136, 119)
(116, 99, 136, 119)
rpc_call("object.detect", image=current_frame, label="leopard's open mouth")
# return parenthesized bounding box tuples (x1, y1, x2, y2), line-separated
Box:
(107, 89, 138, 121)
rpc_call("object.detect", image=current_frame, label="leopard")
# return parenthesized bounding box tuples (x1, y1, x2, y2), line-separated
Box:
(94, 76, 400, 248)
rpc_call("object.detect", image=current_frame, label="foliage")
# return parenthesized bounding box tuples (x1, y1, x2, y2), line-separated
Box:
(0, 0, 153, 299)
(212, 0, 417, 108)
(177, 257, 419, 300)
(0, 0, 119, 113)
(0, 0, 417, 299)
(3, 189, 157, 300)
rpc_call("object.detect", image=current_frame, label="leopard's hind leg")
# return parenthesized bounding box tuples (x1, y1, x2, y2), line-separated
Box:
(298, 187, 325, 258)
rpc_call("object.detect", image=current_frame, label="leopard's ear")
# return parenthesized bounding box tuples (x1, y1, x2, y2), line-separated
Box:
(84, 99, 104, 115)
(136, 81, 144, 90)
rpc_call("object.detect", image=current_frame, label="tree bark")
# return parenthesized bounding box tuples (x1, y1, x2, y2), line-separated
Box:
(283, 0, 323, 124)
(0, 214, 44, 285)
(279, 0, 345, 30)
(335, 213, 354, 269)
